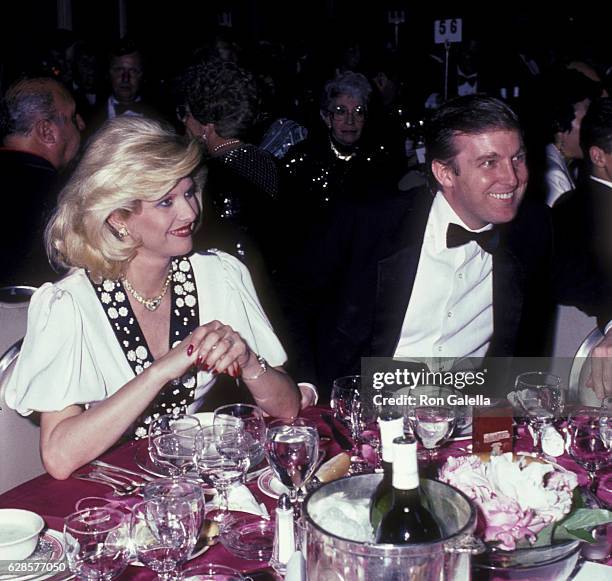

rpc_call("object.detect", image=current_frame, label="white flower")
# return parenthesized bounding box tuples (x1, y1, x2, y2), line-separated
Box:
(135, 426, 147, 438)
(172, 340, 181, 348)
(107, 307, 119, 319)
(174, 272, 187, 283)
(103, 280, 115, 292)
(183, 281, 195, 292)
(179, 260, 190, 272)
(143, 361, 151, 368)
(135, 365, 144, 374)
(127, 350, 136, 361)
(174, 285, 185, 296)
(176, 297, 185, 308)
(114, 291, 126, 302)
(135, 346, 148, 360)
(101, 292, 111, 304)
(185, 295, 196, 307)
(118, 307, 128, 317)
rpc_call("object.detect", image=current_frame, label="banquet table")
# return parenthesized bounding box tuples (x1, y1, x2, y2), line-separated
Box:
(0, 405, 610, 579)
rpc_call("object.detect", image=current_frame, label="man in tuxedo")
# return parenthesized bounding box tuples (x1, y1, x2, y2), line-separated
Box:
(554, 97, 612, 275)
(0, 77, 84, 286)
(280, 95, 612, 400)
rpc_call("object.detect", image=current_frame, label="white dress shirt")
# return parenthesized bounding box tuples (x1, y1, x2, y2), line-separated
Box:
(545, 143, 575, 207)
(394, 193, 493, 366)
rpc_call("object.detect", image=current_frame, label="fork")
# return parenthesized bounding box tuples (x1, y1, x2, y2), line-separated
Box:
(89, 470, 142, 494)
(92, 467, 148, 488)
(91, 459, 155, 482)
(73, 473, 134, 496)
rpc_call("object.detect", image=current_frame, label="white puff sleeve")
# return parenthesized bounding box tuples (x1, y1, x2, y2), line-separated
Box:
(5, 283, 106, 416)
(192, 251, 287, 367)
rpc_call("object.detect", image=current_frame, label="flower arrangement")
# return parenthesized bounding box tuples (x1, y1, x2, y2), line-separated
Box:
(439, 453, 612, 551)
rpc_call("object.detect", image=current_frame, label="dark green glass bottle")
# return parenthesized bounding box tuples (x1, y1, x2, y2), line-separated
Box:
(375, 436, 441, 544)
(369, 416, 405, 531)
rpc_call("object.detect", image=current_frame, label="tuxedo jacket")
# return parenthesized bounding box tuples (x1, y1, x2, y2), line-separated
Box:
(279, 186, 612, 395)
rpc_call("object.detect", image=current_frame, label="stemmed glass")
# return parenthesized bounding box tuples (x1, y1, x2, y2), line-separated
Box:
(515, 372, 564, 455)
(213, 404, 266, 468)
(193, 426, 244, 523)
(265, 418, 320, 510)
(408, 405, 456, 465)
(130, 497, 197, 581)
(64, 507, 131, 580)
(330, 375, 360, 425)
(567, 407, 611, 492)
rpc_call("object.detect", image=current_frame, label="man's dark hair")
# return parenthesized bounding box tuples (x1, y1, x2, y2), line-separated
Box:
(425, 94, 522, 190)
(108, 37, 144, 69)
(0, 77, 62, 138)
(580, 97, 612, 156)
(183, 58, 257, 138)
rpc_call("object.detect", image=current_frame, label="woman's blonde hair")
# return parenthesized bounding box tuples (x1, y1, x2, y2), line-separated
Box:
(46, 116, 205, 281)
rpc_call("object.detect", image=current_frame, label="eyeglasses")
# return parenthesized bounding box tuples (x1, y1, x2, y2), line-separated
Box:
(328, 105, 366, 121)
(176, 104, 190, 123)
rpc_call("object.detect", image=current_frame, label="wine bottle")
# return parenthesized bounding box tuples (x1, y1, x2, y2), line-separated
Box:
(375, 436, 441, 544)
(369, 415, 405, 530)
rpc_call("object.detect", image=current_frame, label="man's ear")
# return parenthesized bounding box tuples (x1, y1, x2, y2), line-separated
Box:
(34, 118, 57, 146)
(431, 159, 456, 189)
(590, 145, 606, 168)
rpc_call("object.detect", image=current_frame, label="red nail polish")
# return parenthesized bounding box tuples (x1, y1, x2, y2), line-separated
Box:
(187, 345, 194, 356)
(195, 355, 203, 367)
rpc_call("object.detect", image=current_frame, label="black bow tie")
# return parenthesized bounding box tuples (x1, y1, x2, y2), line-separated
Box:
(446, 223, 499, 253)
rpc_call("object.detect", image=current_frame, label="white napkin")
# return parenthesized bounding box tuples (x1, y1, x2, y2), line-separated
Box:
(285, 550, 307, 581)
(207, 483, 269, 518)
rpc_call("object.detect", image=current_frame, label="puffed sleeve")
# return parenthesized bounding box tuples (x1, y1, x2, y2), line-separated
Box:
(194, 251, 287, 367)
(5, 283, 105, 416)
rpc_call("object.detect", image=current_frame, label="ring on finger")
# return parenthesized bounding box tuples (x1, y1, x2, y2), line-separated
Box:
(211, 343, 218, 351)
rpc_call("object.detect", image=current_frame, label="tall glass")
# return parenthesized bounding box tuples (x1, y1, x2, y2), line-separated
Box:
(265, 418, 319, 509)
(330, 375, 360, 425)
(408, 405, 456, 465)
(213, 404, 266, 468)
(64, 507, 131, 580)
(130, 498, 197, 581)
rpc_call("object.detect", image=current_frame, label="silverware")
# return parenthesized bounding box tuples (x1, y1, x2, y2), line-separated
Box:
(72, 473, 134, 496)
(91, 460, 155, 481)
(89, 470, 142, 494)
(91, 467, 148, 488)
(245, 466, 270, 482)
(321, 413, 353, 450)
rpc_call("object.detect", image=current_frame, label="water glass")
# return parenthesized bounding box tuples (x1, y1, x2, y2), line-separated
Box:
(213, 403, 266, 468)
(150, 432, 197, 478)
(409, 405, 456, 464)
(265, 418, 320, 508)
(130, 497, 197, 581)
(64, 507, 131, 580)
(330, 375, 360, 425)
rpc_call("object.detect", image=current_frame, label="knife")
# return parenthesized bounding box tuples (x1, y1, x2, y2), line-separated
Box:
(321, 413, 353, 451)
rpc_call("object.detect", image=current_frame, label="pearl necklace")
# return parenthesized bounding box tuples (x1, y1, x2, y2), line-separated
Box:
(211, 139, 242, 154)
(122, 270, 173, 311)
(329, 139, 356, 161)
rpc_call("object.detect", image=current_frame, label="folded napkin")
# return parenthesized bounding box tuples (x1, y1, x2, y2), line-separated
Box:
(285, 550, 307, 581)
(207, 483, 269, 517)
(571, 561, 612, 581)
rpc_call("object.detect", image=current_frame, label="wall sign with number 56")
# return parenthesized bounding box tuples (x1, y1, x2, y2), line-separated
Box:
(434, 18, 463, 44)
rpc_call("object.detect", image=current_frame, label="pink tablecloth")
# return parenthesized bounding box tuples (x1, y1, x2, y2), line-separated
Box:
(0, 406, 610, 578)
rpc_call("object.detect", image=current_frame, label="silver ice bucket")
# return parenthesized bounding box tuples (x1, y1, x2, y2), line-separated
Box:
(302, 473, 482, 581)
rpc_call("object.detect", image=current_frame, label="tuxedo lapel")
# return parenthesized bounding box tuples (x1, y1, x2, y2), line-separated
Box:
(490, 244, 525, 356)
(371, 190, 433, 356)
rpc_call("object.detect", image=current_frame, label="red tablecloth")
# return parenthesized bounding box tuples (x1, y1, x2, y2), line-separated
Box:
(0, 406, 610, 578)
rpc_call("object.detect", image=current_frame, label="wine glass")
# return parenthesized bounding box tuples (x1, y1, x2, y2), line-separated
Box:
(213, 422, 254, 482)
(182, 563, 245, 580)
(408, 405, 456, 465)
(330, 375, 360, 425)
(130, 497, 197, 581)
(567, 407, 610, 492)
(193, 426, 243, 523)
(265, 418, 320, 509)
(213, 403, 266, 468)
(515, 372, 564, 455)
(64, 507, 131, 580)
(150, 432, 198, 478)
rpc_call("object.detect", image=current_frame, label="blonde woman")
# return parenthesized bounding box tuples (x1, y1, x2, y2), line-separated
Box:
(5, 117, 303, 479)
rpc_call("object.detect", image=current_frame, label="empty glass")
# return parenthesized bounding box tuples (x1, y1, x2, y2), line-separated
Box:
(408, 405, 456, 464)
(130, 497, 197, 581)
(182, 563, 245, 580)
(515, 372, 564, 454)
(265, 418, 320, 509)
(330, 375, 360, 425)
(213, 404, 266, 468)
(64, 507, 131, 581)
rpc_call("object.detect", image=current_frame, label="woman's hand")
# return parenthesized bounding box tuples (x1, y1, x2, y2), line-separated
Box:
(153, 320, 252, 383)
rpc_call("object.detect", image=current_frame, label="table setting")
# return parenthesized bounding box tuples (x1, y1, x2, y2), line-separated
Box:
(0, 371, 610, 580)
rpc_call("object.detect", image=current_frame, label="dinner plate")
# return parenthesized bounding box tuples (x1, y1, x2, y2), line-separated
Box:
(256, 468, 289, 500)
(0, 529, 65, 581)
